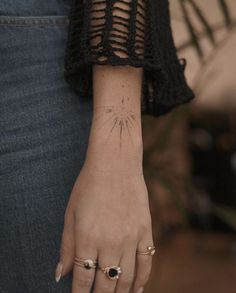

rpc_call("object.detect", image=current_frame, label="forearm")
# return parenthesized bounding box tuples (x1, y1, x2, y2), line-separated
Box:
(85, 65, 144, 173)
(84, 0, 144, 174)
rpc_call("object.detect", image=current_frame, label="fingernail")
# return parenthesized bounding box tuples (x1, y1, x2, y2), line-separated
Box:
(55, 261, 63, 283)
(137, 288, 144, 293)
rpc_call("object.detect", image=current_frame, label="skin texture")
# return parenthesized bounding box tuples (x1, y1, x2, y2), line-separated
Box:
(56, 64, 154, 293)
(55, 1, 154, 292)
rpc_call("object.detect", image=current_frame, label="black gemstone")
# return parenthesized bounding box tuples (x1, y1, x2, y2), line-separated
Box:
(108, 268, 118, 278)
(84, 263, 90, 269)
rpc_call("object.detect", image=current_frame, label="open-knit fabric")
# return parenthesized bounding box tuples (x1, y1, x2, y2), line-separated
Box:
(64, 0, 195, 117)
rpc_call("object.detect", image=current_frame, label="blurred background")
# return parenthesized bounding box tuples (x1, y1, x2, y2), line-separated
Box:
(143, 1, 236, 292)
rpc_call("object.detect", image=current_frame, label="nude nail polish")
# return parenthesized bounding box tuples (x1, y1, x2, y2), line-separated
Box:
(137, 288, 144, 293)
(55, 261, 63, 283)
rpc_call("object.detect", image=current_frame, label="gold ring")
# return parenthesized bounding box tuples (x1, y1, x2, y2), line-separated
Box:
(137, 245, 156, 256)
(74, 257, 98, 269)
(98, 265, 122, 280)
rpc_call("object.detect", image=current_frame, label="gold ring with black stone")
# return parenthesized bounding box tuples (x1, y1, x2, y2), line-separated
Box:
(98, 265, 122, 280)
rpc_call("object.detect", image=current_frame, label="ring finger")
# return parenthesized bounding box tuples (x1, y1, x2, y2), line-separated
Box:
(115, 246, 136, 293)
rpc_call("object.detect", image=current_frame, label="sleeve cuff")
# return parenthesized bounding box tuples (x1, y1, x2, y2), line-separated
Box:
(64, 0, 195, 117)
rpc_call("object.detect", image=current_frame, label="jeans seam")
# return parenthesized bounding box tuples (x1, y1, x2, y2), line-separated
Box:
(0, 16, 69, 26)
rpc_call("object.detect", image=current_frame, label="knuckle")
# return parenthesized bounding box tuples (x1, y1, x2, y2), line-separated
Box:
(91, 229, 102, 242)
(103, 235, 124, 248)
(78, 228, 96, 244)
(124, 230, 139, 244)
(129, 229, 139, 241)
(140, 273, 151, 285)
(78, 229, 91, 243)
(75, 223, 86, 235)
(141, 256, 153, 267)
(97, 284, 113, 293)
(140, 218, 151, 231)
(73, 273, 93, 288)
(139, 270, 152, 285)
(120, 274, 134, 288)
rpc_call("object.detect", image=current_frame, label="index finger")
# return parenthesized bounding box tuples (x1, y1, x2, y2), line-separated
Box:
(72, 230, 98, 293)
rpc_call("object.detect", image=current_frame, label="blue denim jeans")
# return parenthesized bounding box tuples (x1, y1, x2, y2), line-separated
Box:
(0, 1, 93, 292)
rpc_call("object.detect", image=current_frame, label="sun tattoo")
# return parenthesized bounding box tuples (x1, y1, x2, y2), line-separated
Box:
(93, 96, 140, 150)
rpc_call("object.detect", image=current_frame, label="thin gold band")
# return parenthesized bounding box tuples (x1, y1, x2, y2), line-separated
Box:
(136, 245, 156, 256)
(74, 257, 98, 269)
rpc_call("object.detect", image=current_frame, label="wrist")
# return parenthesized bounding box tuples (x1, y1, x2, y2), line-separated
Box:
(86, 112, 143, 157)
(84, 156, 143, 177)
(85, 97, 143, 173)
(85, 135, 143, 175)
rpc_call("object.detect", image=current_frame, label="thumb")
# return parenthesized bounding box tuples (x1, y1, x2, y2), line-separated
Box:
(55, 211, 75, 282)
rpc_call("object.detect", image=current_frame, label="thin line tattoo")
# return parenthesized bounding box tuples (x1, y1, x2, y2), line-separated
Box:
(93, 96, 140, 150)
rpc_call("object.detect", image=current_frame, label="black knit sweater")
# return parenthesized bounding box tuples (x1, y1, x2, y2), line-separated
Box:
(64, 0, 195, 117)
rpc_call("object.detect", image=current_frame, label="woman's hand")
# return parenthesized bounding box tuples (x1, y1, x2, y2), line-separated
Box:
(55, 55, 154, 292)
(55, 155, 154, 293)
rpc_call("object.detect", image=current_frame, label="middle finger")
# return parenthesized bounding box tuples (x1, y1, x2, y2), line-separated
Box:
(93, 249, 122, 293)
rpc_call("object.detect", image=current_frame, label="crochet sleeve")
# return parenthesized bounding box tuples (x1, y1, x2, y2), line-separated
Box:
(64, 0, 195, 117)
